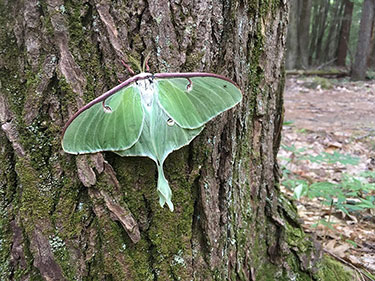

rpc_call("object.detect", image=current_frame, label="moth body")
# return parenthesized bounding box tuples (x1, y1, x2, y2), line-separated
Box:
(135, 73, 155, 110)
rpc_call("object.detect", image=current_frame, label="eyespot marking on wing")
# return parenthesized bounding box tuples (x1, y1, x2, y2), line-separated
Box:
(167, 118, 175, 126)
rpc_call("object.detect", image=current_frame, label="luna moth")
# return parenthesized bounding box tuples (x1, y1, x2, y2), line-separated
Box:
(62, 69, 242, 211)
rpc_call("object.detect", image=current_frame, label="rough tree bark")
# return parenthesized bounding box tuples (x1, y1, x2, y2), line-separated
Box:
(352, 0, 375, 80)
(0, 1, 351, 280)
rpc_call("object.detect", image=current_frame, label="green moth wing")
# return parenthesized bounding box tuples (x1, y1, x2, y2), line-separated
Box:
(62, 71, 242, 212)
(62, 86, 144, 154)
(156, 76, 242, 129)
(116, 93, 203, 210)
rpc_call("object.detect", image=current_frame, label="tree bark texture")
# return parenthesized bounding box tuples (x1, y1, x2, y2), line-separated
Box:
(0, 1, 327, 280)
(352, 0, 375, 80)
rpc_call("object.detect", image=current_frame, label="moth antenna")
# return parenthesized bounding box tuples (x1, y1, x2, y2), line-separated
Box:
(186, 78, 192, 92)
(143, 52, 151, 72)
(145, 59, 150, 72)
(121, 60, 135, 75)
(128, 55, 142, 72)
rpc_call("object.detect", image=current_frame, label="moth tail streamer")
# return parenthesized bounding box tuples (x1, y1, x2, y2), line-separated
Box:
(157, 164, 174, 211)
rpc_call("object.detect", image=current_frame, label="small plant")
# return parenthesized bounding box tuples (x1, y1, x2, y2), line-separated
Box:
(303, 151, 360, 165)
(280, 145, 375, 232)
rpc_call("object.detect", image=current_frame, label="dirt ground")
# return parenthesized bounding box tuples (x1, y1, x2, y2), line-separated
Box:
(284, 77, 375, 134)
(280, 76, 375, 278)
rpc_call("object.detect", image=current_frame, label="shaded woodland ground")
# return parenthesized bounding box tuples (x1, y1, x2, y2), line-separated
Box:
(284, 1, 375, 277)
(280, 76, 375, 278)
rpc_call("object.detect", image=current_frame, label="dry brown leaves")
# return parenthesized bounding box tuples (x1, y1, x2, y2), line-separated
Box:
(280, 76, 375, 276)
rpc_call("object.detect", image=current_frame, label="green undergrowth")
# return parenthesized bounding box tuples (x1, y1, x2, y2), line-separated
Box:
(316, 256, 354, 281)
(280, 143, 375, 229)
(303, 77, 334, 90)
(278, 128, 373, 279)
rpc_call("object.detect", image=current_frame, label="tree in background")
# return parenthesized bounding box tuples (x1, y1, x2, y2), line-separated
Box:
(352, 0, 375, 80)
(309, 0, 331, 66)
(322, 0, 344, 64)
(286, 0, 374, 79)
(286, 0, 312, 69)
(286, 0, 299, 69)
(367, 17, 375, 68)
(337, 0, 354, 66)
(308, 0, 357, 67)
(287, 0, 351, 69)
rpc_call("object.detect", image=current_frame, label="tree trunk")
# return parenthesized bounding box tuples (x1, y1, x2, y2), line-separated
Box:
(322, 0, 343, 64)
(352, 0, 375, 80)
(286, 0, 312, 69)
(367, 11, 375, 68)
(337, 0, 354, 67)
(315, 0, 330, 65)
(0, 1, 345, 280)
(309, 0, 323, 65)
(297, 0, 312, 68)
(286, 0, 299, 69)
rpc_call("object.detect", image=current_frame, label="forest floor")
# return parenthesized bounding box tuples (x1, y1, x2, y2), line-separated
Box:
(279, 76, 375, 278)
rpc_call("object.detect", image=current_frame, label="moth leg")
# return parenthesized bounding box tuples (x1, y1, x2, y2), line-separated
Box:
(102, 100, 112, 113)
(144, 56, 150, 72)
(143, 52, 151, 72)
(186, 78, 192, 92)
(121, 59, 135, 75)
